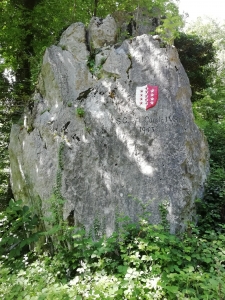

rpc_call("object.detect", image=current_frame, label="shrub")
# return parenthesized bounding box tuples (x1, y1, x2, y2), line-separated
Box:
(0, 199, 40, 265)
(1, 220, 225, 299)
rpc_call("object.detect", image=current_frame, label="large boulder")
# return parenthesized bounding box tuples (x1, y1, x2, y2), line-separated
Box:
(9, 17, 209, 235)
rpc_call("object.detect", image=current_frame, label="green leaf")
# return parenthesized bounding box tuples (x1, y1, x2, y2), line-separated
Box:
(117, 265, 128, 275)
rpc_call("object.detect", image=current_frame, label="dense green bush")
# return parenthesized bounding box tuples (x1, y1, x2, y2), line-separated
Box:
(175, 32, 216, 101)
(0, 200, 40, 264)
(193, 85, 225, 233)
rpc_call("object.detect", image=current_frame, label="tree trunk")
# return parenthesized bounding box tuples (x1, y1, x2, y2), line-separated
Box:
(93, 0, 98, 16)
(10, 0, 42, 97)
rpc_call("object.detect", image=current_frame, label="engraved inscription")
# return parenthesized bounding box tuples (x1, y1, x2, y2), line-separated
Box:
(113, 113, 183, 135)
(140, 127, 155, 133)
(115, 114, 180, 125)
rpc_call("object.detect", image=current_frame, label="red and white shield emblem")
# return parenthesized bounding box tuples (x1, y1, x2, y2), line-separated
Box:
(136, 85, 158, 110)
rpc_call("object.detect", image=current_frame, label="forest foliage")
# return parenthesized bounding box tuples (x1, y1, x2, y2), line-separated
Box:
(0, 1, 225, 299)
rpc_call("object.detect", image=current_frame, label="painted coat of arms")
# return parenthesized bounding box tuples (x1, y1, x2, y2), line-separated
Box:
(136, 85, 158, 110)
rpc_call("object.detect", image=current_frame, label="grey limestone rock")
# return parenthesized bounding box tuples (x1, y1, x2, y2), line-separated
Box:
(113, 7, 161, 42)
(88, 15, 117, 49)
(132, 7, 161, 36)
(9, 17, 209, 236)
(95, 47, 111, 67)
(58, 22, 89, 62)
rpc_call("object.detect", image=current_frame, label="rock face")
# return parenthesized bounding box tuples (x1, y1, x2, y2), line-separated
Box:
(88, 16, 117, 49)
(9, 16, 209, 235)
(113, 8, 161, 41)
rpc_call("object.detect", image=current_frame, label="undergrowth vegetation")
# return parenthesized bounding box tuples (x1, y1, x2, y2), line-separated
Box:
(1, 200, 225, 300)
